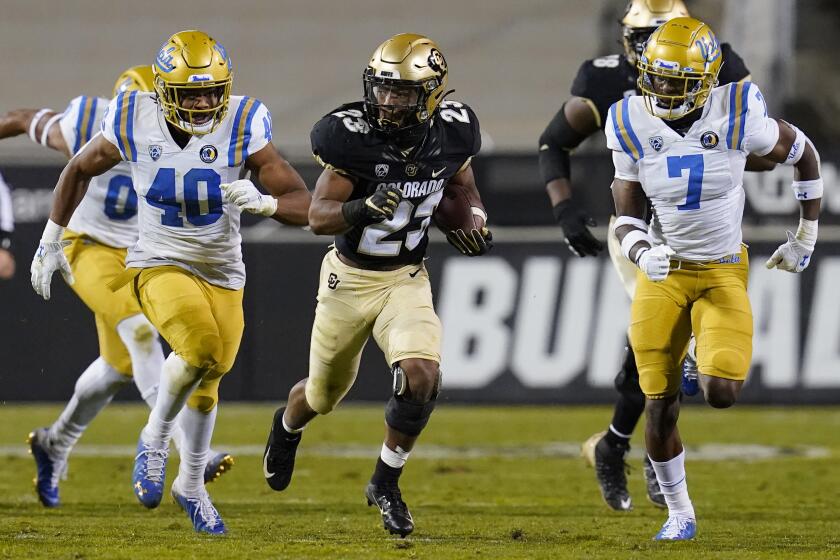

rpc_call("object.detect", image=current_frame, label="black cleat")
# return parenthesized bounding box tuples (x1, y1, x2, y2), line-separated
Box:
(365, 482, 414, 537)
(263, 407, 301, 492)
(643, 455, 667, 508)
(593, 436, 633, 511)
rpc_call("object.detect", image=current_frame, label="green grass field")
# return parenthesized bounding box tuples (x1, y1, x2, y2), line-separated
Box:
(0, 403, 838, 559)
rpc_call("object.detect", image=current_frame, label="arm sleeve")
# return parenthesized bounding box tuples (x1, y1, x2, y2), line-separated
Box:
(612, 150, 639, 181)
(59, 96, 106, 156)
(537, 103, 588, 183)
(741, 84, 780, 156)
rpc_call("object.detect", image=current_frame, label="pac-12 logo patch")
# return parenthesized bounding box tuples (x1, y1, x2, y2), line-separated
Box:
(149, 145, 162, 161)
(375, 163, 389, 177)
(701, 131, 719, 149)
(649, 136, 664, 152)
(200, 145, 218, 163)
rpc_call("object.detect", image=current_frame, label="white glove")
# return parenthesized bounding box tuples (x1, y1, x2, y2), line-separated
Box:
(221, 179, 278, 217)
(637, 244, 675, 282)
(31, 239, 74, 300)
(766, 230, 814, 273)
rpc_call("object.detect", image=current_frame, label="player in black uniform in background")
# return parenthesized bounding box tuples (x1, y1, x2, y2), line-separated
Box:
(538, 0, 754, 511)
(262, 34, 492, 537)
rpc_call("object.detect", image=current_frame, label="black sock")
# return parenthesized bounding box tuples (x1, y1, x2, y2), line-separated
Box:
(370, 457, 402, 486)
(609, 392, 645, 442)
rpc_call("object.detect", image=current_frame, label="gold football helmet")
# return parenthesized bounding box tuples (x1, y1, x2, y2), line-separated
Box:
(153, 30, 233, 135)
(112, 65, 155, 97)
(621, 0, 690, 65)
(363, 33, 449, 133)
(637, 17, 722, 120)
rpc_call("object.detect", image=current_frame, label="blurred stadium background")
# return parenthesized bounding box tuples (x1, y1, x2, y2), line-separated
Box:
(1, 0, 838, 404)
(1, 1, 839, 557)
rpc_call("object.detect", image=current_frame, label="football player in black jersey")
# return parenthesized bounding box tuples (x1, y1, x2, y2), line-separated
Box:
(538, 0, 758, 512)
(262, 33, 492, 537)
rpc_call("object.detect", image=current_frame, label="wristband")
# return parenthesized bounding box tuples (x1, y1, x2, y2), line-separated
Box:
(620, 229, 652, 262)
(341, 198, 368, 226)
(791, 178, 823, 201)
(28, 109, 53, 143)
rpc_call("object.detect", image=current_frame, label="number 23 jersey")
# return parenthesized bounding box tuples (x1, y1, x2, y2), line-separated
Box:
(100, 91, 272, 289)
(606, 82, 779, 261)
(310, 100, 481, 268)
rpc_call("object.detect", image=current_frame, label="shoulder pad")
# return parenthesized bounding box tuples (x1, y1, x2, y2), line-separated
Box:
(718, 43, 751, 85)
(310, 102, 369, 173)
(437, 100, 481, 156)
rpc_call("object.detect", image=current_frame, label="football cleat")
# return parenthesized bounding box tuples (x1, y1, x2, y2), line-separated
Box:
(27, 428, 66, 508)
(171, 482, 227, 535)
(580, 430, 605, 468)
(204, 452, 234, 485)
(365, 482, 414, 537)
(643, 456, 667, 508)
(263, 407, 301, 492)
(593, 435, 633, 511)
(654, 515, 697, 541)
(681, 337, 699, 397)
(132, 437, 169, 508)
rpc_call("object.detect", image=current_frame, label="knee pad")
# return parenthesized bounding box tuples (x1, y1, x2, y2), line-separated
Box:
(304, 377, 346, 415)
(385, 394, 437, 437)
(181, 331, 223, 371)
(187, 369, 224, 413)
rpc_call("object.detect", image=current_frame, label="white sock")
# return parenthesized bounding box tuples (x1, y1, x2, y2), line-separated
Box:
(175, 406, 217, 496)
(116, 314, 164, 407)
(380, 443, 410, 469)
(649, 450, 695, 519)
(48, 358, 130, 456)
(141, 353, 202, 448)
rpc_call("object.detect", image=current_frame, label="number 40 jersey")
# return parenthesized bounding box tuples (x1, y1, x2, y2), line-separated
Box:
(606, 82, 779, 262)
(311, 100, 481, 268)
(100, 91, 272, 289)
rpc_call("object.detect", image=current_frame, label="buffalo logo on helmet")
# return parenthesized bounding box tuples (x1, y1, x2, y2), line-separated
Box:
(375, 164, 389, 178)
(701, 131, 719, 149)
(200, 145, 218, 163)
(649, 136, 664, 152)
(148, 145, 163, 161)
(427, 48, 447, 78)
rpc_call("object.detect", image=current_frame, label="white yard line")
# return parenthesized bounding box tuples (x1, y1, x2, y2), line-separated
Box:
(1, 443, 828, 461)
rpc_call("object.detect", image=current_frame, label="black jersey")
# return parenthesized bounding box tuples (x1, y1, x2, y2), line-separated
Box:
(570, 43, 750, 130)
(311, 100, 481, 268)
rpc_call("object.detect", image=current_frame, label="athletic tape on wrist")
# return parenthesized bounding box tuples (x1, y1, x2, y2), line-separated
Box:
(620, 229, 652, 262)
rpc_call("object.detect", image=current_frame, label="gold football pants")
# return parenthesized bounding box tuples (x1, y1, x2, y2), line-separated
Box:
(306, 249, 442, 414)
(131, 266, 244, 411)
(630, 246, 752, 399)
(63, 230, 142, 375)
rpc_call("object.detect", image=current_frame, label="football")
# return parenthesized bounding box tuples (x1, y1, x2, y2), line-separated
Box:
(433, 182, 486, 232)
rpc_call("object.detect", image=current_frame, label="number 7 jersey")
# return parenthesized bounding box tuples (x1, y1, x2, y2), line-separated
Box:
(606, 82, 779, 261)
(100, 91, 272, 288)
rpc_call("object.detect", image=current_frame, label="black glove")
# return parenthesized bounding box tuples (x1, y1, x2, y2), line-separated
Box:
(342, 185, 403, 225)
(552, 199, 603, 257)
(446, 227, 493, 257)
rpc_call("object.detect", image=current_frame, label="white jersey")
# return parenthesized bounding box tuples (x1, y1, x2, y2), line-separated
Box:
(606, 82, 779, 261)
(60, 96, 139, 248)
(100, 91, 272, 289)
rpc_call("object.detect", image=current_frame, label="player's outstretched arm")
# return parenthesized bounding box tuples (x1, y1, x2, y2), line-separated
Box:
(0, 108, 71, 157)
(30, 134, 121, 300)
(761, 120, 822, 272)
(539, 97, 603, 257)
(231, 143, 311, 226)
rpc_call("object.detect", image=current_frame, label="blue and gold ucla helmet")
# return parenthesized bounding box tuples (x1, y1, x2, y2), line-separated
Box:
(363, 33, 449, 133)
(112, 65, 155, 97)
(637, 17, 722, 120)
(621, 0, 690, 65)
(153, 30, 233, 135)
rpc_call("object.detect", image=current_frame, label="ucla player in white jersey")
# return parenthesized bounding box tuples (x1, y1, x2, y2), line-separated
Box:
(0, 67, 233, 507)
(607, 18, 822, 540)
(30, 31, 311, 534)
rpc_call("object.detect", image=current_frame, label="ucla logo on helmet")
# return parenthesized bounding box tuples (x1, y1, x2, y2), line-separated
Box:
(200, 145, 218, 163)
(701, 131, 719, 149)
(149, 145, 162, 161)
(155, 46, 176, 73)
(649, 136, 664, 152)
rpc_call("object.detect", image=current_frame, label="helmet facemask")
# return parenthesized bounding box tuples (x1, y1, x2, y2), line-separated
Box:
(363, 69, 438, 133)
(155, 79, 231, 136)
(638, 59, 716, 120)
(622, 26, 656, 66)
